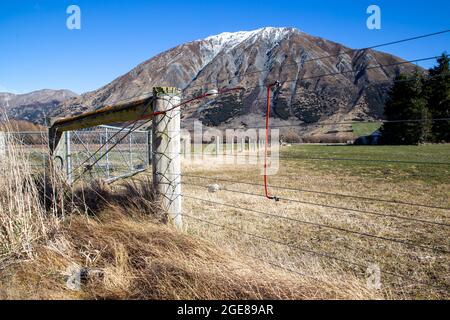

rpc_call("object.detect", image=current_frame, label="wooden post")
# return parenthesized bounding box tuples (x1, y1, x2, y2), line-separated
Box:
(183, 137, 188, 159)
(152, 87, 182, 229)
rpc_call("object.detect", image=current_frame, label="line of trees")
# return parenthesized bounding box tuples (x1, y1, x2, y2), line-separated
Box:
(381, 53, 450, 145)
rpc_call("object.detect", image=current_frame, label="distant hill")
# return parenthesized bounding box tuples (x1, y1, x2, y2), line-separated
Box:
(0, 89, 78, 124)
(54, 27, 420, 137)
(0, 119, 46, 132)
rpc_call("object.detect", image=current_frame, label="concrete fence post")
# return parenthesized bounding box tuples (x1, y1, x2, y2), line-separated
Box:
(152, 87, 182, 229)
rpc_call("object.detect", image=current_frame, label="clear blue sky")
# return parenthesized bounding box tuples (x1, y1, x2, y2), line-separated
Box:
(0, 0, 449, 94)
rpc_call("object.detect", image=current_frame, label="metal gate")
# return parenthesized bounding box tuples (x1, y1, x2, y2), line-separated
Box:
(69, 125, 151, 183)
(2, 125, 151, 183)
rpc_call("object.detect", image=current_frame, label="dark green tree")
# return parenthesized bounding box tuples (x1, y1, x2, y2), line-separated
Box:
(425, 53, 450, 142)
(381, 73, 431, 145)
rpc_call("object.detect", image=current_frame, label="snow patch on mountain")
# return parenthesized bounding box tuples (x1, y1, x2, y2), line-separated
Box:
(202, 27, 291, 53)
(197, 27, 293, 68)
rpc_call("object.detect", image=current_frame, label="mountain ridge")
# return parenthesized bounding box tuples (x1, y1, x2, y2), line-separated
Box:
(0, 89, 78, 123)
(5, 27, 421, 137)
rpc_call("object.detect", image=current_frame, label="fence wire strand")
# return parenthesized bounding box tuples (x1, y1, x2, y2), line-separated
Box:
(182, 180, 450, 227)
(182, 212, 449, 293)
(182, 194, 450, 254)
(182, 174, 450, 211)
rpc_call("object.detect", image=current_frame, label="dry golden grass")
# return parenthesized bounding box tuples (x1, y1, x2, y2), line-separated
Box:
(0, 131, 447, 300)
(0, 179, 380, 300)
(172, 152, 450, 300)
(0, 127, 60, 264)
(0, 134, 380, 300)
(0, 208, 381, 300)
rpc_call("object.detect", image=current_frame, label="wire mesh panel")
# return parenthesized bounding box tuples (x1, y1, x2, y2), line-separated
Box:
(1, 125, 150, 182)
(70, 125, 150, 183)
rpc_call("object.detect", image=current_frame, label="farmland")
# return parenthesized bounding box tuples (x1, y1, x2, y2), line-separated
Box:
(0, 141, 449, 299)
(175, 144, 450, 299)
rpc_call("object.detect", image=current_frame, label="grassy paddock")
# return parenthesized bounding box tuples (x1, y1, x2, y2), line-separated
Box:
(2, 140, 448, 299)
(1, 140, 379, 300)
(282, 144, 450, 184)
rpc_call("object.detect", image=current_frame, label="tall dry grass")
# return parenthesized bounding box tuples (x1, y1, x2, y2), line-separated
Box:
(0, 127, 60, 264)
(0, 121, 382, 300)
(0, 173, 381, 300)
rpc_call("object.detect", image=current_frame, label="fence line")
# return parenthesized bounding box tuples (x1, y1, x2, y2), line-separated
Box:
(182, 212, 449, 293)
(182, 194, 449, 254)
(182, 181, 449, 227)
(3, 125, 151, 184)
(182, 174, 450, 211)
(5, 31, 448, 295)
(182, 152, 450, 166)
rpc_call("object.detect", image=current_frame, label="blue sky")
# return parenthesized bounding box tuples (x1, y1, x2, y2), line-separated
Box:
(0, 0, 449, 94)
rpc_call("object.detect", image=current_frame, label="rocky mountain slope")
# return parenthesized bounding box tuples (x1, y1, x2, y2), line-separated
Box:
(0, 89, 78, 124)
(54, 27, 420, 136)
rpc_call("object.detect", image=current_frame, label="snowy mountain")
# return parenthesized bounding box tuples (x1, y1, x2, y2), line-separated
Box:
(53, 27, 419, 136)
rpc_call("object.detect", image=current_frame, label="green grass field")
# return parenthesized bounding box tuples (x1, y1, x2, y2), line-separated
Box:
(282, 144, 450, 184)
